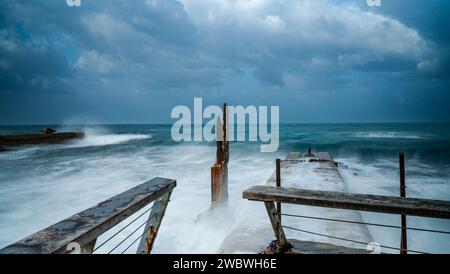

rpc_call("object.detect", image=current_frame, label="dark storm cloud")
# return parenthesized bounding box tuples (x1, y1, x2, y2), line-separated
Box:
(0, 0, 449, 124)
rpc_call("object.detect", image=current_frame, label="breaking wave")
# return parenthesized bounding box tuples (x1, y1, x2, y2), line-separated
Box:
(0, 123, 449, 253)
(70, 134, 152, 147)
(354, 132, 424, 139)
(68, 127, 152, 147)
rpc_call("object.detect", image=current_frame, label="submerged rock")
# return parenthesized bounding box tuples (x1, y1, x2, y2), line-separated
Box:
(41, 128, 56, 134)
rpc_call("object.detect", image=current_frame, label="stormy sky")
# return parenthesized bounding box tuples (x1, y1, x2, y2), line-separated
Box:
(0, 0, 449, 124)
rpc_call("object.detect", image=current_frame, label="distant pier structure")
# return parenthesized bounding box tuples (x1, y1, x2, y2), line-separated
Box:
(0, 128, 84, 149)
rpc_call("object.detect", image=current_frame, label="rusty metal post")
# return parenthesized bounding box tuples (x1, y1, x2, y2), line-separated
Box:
(137, 190, 173, 254)
(145, 226, 156, 255)
(264, 201, 290, 251)
(211, 103, 229, 209)
(276, 159, 281, 222)
(399, 152, 407, 254)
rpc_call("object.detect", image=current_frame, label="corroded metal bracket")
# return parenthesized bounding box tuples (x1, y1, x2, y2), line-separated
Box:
(137, 190, 173, 254)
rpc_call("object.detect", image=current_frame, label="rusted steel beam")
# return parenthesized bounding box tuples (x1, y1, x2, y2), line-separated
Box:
(211, 164, 227, 206)
(0, 177, 176, 254)
(137, 190, 173, 254)
(145, 226, 156, 254)
(243, 186, 450, 219)
(399, 153, 408, 254)
(211, 103, 229, 208)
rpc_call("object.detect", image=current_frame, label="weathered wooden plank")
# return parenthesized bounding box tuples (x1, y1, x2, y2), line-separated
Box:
(0, 177, 176, 254)
(243, 186, 450, 219)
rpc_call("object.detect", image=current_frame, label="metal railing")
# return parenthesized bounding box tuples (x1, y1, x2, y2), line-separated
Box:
(0, 177, 176, 254)
(243, 185, 450, 254)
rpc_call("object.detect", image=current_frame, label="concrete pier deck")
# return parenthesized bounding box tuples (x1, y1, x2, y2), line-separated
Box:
(219, 151, 373, 254)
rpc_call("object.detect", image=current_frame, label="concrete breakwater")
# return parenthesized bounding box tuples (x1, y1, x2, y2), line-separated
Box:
(0, 131, 85, 149)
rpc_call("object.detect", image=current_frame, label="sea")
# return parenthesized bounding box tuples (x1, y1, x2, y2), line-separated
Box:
(0, 123, 449, 253)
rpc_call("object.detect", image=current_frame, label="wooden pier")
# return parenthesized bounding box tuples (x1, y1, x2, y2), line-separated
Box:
(220, 150, 450, 254)
(219, 150, 374, 253)
(240, 151, 450, 254)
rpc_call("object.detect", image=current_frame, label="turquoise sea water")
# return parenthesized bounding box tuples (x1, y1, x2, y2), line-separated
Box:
(0, 123, 449, 253)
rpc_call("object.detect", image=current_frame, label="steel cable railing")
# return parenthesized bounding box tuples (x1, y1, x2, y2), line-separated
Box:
(107, 214, 157, 254)
(282, 225, 428, 254)
(279, 211, 450, 254)
(93, 201, 161, 253)
(120, 220, 158, 254)
(279, 213, 450, 235)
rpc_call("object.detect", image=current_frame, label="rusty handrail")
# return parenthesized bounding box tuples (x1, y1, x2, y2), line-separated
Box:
(0, 177, 176, 254)
(243, 185, 450, 251)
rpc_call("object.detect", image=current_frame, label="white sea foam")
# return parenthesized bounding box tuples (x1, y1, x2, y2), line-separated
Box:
(71, 134, 151, 147)
(0, 132, 449, 254)
(69, 128, 152, 147)
(0, 142, 277, 254)
(338, 157, 450, 253)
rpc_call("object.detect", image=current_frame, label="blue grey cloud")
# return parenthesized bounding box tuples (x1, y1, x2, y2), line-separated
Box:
(0, 0, 449, 124)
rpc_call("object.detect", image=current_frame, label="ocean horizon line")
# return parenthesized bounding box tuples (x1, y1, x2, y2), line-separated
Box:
(1, 121, 450, 127)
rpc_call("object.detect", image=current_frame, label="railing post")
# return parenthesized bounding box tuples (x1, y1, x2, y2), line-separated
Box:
(264, 201, 289, 251)
(80, 240, 96, 254)
(137, 190, 173, 254)
(276, 159, 281, 223)
(399, 152, 408, 254)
